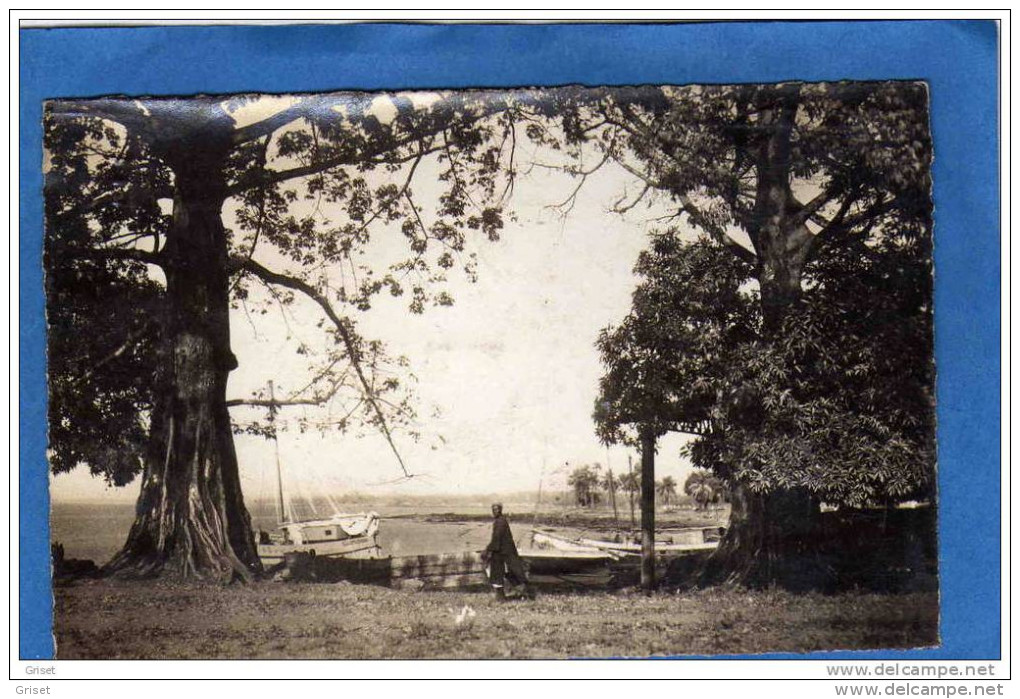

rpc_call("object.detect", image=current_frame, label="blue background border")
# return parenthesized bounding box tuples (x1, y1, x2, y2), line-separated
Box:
(19, 21, 1000, 661)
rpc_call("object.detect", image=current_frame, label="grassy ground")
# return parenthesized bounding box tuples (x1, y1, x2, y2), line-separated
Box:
(53, 578, 938, 659)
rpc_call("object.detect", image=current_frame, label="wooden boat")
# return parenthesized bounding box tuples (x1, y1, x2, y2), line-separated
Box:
(530, 529, 621, 557)
(258, 513, 383, 564)
(521, 549, 616, 587)
(255, 381, 383, 565)
(532, 526, 722, 559)
(577, 537, 719, 555)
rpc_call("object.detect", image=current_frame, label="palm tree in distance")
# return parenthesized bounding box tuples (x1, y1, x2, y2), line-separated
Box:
(656, 476, 678, 508)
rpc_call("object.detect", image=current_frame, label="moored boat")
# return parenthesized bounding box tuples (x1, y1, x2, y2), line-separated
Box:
(531, 526, 722, 557)
(577, 537, 719, 555)
(530, 529, 621, 557)
(255, 381, 384, 565)
(257, 512, 383, 564)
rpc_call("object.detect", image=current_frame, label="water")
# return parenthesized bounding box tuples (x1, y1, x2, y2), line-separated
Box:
(50, 499, 724, 565)
(50, 501, 507, 565)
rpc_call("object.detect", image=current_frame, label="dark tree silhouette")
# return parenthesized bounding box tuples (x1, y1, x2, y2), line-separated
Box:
(586, 82, 933, 587)
(596, 223, 933, 587)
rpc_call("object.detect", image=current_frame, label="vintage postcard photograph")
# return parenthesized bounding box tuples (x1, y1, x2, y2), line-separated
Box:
(43, 80, 941, 659)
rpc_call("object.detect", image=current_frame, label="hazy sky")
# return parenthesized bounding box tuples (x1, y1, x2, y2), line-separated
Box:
(50, 95, 703, 504)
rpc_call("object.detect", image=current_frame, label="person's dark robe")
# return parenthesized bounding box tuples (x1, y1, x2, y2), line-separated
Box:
(486, 515, 528, 587)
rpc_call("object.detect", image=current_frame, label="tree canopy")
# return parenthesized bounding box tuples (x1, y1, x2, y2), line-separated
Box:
(567, 463, 602, 508)
(594, 231, 757, 444)
(44, 90, 537, 486)
(596, 225, 934, 509)
(592, 81, 934, 512)
(44, 89, 574, 578)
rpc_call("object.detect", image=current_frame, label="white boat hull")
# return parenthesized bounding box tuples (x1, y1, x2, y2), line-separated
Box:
(259, 535, 382, 564)
(577, 538, 718, 554)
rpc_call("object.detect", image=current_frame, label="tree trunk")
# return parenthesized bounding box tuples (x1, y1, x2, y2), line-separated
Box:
(105, 137, 260, 582)
(701, 483, 828, 590)
(750, 85, 812, 333)
(707, 86, 826, 589)
(640, 430, 656, 591)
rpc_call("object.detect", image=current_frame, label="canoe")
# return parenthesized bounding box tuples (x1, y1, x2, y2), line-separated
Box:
(530, 530, 620, 557)
(577, 538, 719, 555)
(531, 527, 721, 558)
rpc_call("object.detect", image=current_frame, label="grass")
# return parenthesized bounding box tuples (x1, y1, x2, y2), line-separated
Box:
(53, 578, 938, 659)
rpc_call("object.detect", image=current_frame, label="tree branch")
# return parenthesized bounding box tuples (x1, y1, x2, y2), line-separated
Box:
(60, 246, 164, 267)
(351, 148, 426, 237)
(225, 89, 524, 199)
(809, 192, 904, 256)
(225, 138, 440, 198)
(225, 397, 325, 408)
(547, 152, 610, 215)
(230, 95, 348, 146)
(676, 193, 758, 265)
(47, 99, 153, 136)
(789, 187, 835, 229)
(499, 117, 518, 204)
(233, 257, 412, 477)
(611, 183, 651, 214)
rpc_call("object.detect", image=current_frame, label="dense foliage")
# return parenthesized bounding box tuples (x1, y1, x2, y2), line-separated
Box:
(596, 225, 934, 508)
(567, 463, 602, 508)
(44, 91, 548, 577)
(684, 470, 727, 510)
(44, 91, 528, 485)
(592, 82, 934, 514)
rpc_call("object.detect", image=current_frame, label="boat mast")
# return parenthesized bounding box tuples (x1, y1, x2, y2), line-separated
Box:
(607, 446, 619, 529)
(268, 380, 287, 525)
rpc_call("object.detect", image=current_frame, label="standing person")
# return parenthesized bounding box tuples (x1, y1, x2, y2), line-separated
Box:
(482, 503, 534, 601)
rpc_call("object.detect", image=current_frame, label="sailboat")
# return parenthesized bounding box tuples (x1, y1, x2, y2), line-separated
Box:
(255, 381, 383, 565)
(257, 512, 383, 565)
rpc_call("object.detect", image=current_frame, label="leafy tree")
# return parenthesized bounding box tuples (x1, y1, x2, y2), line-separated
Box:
(586, 81, 933, 586)
(656, 476, 678, 507)
(597, 224, 933, 586)
(684, 470, 721, 511)
(567, 464, 602, 508)
(594, 232, 755, 587)
(44, 90, 534, 580)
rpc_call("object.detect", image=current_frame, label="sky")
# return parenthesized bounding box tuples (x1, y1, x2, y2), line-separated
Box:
(49, 94, 704, 504)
